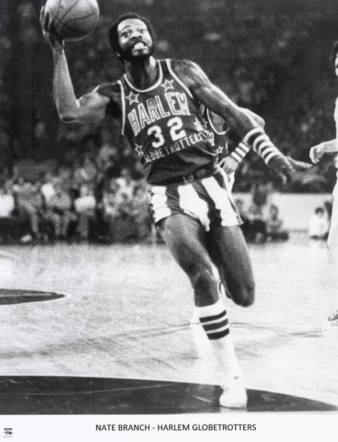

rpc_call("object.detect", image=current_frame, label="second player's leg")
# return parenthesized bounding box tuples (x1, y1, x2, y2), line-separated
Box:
(207, 225, 255, 307)
(328, 196, 338, 259)
(327, 196, 338, 322)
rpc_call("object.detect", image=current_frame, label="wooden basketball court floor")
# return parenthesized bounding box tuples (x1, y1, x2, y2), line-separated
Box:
(0, 232, 338, 415)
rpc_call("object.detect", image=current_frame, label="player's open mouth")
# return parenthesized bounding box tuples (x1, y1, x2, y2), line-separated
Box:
(133, 42, 146, 50)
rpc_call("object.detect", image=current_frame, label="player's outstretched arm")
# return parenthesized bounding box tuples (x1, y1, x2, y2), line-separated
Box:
(222, 109, 264, 173)
(174, 60, 261, 138)
(309, 140, 337, 163)
(173, 60, 282, 161)
(173, 60, 311, 180)
(40, 6, 110, 125)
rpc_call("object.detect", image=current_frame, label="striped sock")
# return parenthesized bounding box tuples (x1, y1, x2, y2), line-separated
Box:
(197, 299, 242, 376)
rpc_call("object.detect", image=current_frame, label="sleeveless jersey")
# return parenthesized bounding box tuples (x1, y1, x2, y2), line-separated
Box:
(105, 59, 217, 185)
(200, 107, 229, 163)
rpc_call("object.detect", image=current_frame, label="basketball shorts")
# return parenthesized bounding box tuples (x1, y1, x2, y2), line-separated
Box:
(148, 169, 241, 231)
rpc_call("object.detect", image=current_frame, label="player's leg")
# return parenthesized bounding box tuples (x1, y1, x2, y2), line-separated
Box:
(205, 223, 254, 407)
(207, 224, 255, 307)
(159, 214, 247, 408)
(328, 197, 338, 257)
(158, 213, 218, 306)
(327, 194, 338, 324)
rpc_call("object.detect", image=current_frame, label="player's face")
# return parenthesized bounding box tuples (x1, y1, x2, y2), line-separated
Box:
(117, 19, 154, 62)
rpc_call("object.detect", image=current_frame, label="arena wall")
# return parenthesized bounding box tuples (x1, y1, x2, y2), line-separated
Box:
(234, 193, 332, 230)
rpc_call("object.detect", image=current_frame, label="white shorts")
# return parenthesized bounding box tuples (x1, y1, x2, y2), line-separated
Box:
(148, 169, 240, 231)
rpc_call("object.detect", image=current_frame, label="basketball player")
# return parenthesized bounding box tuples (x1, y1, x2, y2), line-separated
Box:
(40, 10, 310, 407)
(309, 40, 338, 325)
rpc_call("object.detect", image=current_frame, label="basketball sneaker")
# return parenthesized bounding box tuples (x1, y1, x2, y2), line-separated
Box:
(328, 310, 338, 326)
(219, 374, 247, 409)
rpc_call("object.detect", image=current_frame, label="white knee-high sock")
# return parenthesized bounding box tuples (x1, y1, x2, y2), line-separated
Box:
(197, 299, 242, 378)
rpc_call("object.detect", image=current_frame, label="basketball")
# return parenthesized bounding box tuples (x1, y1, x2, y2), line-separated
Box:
(45, 0, 100, 41)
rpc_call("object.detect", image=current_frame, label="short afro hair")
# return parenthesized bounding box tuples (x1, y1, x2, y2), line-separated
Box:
(108, 13, 155, 59)
(329, 40, 338, 66)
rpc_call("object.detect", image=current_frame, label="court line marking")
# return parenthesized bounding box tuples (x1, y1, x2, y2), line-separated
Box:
(191, 395, 214, 404)
(3, 382, 179, 396)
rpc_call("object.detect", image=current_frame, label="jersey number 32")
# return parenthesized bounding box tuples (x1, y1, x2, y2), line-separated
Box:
(147, 117, 186, 148)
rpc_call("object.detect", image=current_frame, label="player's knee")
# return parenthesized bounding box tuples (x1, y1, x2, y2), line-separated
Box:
(192, 268, 217, 304)
(232, 281, 255, 307)
(192, 268, 215, 290)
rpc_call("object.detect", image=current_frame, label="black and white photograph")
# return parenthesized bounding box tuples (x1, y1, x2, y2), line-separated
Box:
(0, 0, 338, 440)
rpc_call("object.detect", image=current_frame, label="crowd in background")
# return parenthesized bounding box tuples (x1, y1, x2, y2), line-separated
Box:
(235, 181, 290, 244)
(0, 147, 154, 244)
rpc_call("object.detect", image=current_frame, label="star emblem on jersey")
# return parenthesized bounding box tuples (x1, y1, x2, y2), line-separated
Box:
(214, 146, 224, 155)
(126, 91, 140, 105)
(134, 143, 144, 158)
(161, 79, 175, 92)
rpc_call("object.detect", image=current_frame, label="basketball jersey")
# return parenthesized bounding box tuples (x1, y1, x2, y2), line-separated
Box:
(200, 107, 229, 163)
(113, 59, 216, 185)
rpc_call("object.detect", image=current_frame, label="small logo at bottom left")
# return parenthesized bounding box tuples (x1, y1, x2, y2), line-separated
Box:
(3, 428, 13, 438)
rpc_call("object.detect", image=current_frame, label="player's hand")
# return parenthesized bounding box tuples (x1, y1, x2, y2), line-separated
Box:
(285, 156, 312, 171)
(40, 6, 64, 51)
(268, 155, 312, 184)
(309, 143, 324, 164)
(219, 156, 240, 174)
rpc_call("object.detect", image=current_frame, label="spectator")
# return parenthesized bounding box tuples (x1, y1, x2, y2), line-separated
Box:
(246, 203, 267, 243)
(266, 204, 289, 242)
(100, 180, 124, 242)
(115, 167, 135, 199)
(14, 178, 44, 242)
(251, 179, 273, 211)
(308, 207, 330, 240)
(73, 155, 98, 191)
(44, 180, 76, 240)
(0, 181, 19, 241)
(100, 179, 135, 243)
(40, 171, 56, 206)
(73, 184, 97, 241)
(324, 199, 333, 221)
(130, 182, 152, 240)
(96, 142, 118, 173)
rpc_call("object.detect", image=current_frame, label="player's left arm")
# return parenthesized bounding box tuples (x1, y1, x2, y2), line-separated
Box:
(173, 60, 263, 140)
(223, 109, 265, 173)
(172, 60, 311, 179)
